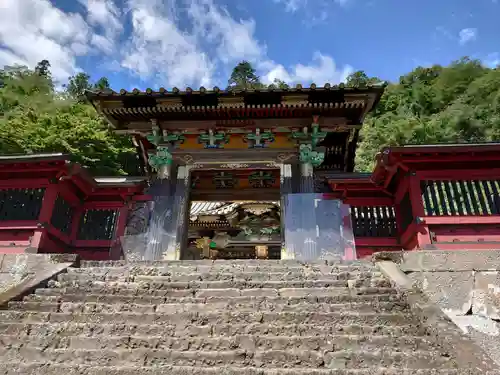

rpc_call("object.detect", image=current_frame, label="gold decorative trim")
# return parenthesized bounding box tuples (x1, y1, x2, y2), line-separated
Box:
(220, 163, 250, 169)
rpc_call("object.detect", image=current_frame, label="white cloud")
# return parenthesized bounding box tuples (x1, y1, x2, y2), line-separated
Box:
(121, 0, 214, 88)
(84, 0, 121, 32)
(273, 0, 308, 12)
(91, 34, 114, 54)
(273, 0, 349, 13)
(0, 0, 90, 81)
(0, 0, 353, 89)
(187, 0, 265, 64)
(262, 52, 353, 85)
(78, 0, 122, 54)
(459, 28, 477, 45)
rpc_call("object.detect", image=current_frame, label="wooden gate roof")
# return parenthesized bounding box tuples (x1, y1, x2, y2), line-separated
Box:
(86, 84, 386, 130)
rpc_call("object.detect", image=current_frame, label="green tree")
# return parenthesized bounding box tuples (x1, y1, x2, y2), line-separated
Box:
(354, 57, 499, 172)
(268, 78, 290, 90)
(35, 60, 51, 79)
(94, 77, 110, 91)
(0, 65, 139, 175)
(227, 61, 265, 90)
(346, 71, 382, 88)
(65, 72, 92, 102)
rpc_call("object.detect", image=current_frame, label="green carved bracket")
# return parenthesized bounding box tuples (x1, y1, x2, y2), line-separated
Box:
(164, 132, 185, 144)
(310, 124, 328, 147)
(146, 128, 162, 146)
(147, 129, 185, 146)
(249, 171, 274, 182)
(148, 146, 172, 172)
(299, 144, 324, 167)
(245, 128, 275, 148)
(291, 124, 327, 147)
(198, 130, 229, 149)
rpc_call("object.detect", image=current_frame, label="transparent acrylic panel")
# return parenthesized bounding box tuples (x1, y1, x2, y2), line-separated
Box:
(119, 199, 176, 261)
(283, 193, 356, 261)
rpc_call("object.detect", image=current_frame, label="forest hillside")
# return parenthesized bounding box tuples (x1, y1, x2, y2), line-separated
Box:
(1, 58, 498, 175)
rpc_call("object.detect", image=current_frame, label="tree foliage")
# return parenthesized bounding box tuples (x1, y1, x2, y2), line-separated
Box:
(227, 61, 266, 90)
(355, 57, 500, 171)
(1, 57, 499, 176)
(0, 61, 139, 176)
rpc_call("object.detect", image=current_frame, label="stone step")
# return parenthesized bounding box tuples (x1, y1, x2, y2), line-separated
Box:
(0, 321, 428, 338)
(65, 269, 384, 282)
(75, 265, 375, 276)
(80, 260, 373, 270)
(0, 347, 455, 368)
(0, 333, 438, 352)
(55, 275, 391, 289)
(26, 292, 402, 305)
(42, 284, 398, 299)
(8, 300, 408, 314)
(0, 310, 414, 326)
(0, 363, 476, 375)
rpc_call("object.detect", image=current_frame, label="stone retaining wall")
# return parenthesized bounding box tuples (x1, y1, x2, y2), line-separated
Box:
(376, 250, 500, 366)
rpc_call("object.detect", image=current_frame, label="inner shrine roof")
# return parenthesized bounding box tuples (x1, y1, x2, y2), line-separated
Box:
(190, 201, 279, 221)
(86, 84, 386, 130)
(372, 142, 500, 190)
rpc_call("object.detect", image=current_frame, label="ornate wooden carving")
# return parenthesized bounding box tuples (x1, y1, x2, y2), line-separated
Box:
(213, 172, 236, 189)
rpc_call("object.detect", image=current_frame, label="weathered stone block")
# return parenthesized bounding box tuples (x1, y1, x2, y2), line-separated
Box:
(408, 271, 473, 315)
(401, 250, 500, 272)
(473, 271, 500, 320)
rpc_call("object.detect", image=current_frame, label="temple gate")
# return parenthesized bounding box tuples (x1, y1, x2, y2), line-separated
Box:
(2, 86, 498, 260)
(85, 84, 384, 260)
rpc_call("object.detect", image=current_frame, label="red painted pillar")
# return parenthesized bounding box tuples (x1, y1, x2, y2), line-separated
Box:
(408, 173, 431, 248)
(30, 182, 59, 252)
(110, 204, 129, 260)
(69, 206, 84, 245)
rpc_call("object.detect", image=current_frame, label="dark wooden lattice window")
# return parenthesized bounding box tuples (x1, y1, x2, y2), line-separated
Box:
(0, 188, 45, 221)
(351, 206, 398, 238)
(50, 195, 74, 235)
(77, 208, 118, 241)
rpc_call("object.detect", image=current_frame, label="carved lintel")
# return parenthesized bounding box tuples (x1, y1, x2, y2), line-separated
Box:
(220, 163, 250, 169)
(277, 153, 295, 163)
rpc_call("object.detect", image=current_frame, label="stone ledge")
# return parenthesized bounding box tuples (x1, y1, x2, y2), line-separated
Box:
(0, 254, 78, 307)
(376, 260, 499, 373)
(398, 250, 500, 272)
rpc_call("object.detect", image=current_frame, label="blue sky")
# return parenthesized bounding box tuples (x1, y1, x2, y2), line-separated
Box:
(0, 0, 499, 90)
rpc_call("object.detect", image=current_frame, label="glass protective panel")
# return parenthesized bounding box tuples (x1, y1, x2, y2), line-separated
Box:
(283, 194, 355, 261)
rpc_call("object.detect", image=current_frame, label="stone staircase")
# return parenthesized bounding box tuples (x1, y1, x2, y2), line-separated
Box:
(0, 260, 480, 374)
